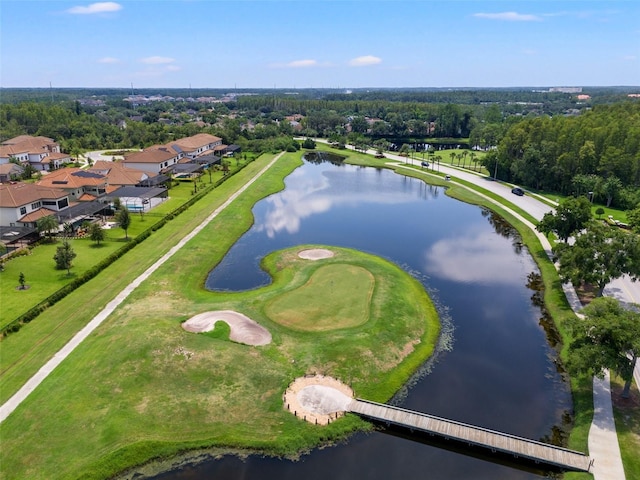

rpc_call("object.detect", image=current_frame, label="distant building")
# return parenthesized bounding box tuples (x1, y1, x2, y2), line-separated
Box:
(0, 135, 72, 171)
(549, 87, 582, 93)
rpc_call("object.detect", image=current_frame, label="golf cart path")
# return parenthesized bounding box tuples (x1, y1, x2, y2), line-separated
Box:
(0, 152, 284, 423)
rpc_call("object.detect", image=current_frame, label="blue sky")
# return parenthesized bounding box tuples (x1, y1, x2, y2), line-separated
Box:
(1, 0, 639, 89)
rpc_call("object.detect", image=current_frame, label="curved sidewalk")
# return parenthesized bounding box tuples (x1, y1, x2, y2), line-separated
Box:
(0, 153, 283, 423)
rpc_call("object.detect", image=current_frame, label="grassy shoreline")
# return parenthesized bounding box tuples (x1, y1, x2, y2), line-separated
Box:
(3, 145, 632, 479)
(1, 151, 440, 479)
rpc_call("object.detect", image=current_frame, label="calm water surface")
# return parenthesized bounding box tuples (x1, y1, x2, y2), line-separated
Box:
(155, 158, 572, 479)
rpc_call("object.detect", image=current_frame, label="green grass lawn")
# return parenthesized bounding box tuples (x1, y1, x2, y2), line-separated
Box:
(0, 236, 439, 480)
(2, 145, 632, 479)
(0, 162, 252, 328)
(610, 374, 640, 479)
(0, 238, 122, 326)
(265, 263, 374, 331)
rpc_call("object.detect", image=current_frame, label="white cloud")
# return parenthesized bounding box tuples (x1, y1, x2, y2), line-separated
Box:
(287, 59, 318, 68)
(140, 56, 175, 65)
(349, 55, 382, 67)
(522, 49, 538, 56)
(98, 57, 119, 64)
(67, 2, 122, 14)
(166, 65, 182, 71)
(622, 55, 637, 61)
(473, 12, 541, 21)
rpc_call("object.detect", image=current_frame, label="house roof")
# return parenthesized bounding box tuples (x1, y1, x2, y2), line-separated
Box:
(0, 136, 58, 157)
(89, 161, 154, 186)
(169, 133, 221, 152)
(78, 193, 97, 201)
(123, 146, 179, 164)
(0, 182, 67, 208)
(36, 168, 107, 189)
(0, 163, 24, 175)
(19, 207, 57, 223)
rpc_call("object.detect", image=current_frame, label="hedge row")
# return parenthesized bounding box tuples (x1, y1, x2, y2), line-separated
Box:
(1, 158, 259, 338)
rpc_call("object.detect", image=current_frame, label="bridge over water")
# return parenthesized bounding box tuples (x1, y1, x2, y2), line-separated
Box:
(348, 398, 593, 473)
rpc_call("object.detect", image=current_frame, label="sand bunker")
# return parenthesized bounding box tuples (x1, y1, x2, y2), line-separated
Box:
(298, 248, 335, 260)
(181, 310, 272, 346)
(283, 375, 353, 425)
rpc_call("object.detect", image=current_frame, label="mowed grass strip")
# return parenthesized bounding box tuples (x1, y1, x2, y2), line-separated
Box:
(0, 153, 289, 405)
(265, 263, 374, 331)
(0, 243, 439, 480)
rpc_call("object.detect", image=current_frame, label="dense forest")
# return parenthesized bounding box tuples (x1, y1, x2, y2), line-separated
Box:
(483, 102, 640, 208)
(1, 88, 638, 207)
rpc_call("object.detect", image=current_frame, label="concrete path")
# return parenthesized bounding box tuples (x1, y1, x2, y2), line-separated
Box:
(391, 160, 626, 479)
(0, 153, 284, 423)
(589, 372, 626, 480)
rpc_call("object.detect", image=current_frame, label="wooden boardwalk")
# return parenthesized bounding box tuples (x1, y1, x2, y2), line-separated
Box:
(348, 399, 592, 472)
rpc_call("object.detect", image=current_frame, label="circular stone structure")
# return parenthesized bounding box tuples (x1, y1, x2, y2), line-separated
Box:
(283, 375, 354, 425)
(181, 310, 272, 346)
(297, 248, 335, 260)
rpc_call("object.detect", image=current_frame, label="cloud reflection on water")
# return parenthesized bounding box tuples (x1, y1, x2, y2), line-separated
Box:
(256, 168, 438, 238)
(424, 228, 525, 284)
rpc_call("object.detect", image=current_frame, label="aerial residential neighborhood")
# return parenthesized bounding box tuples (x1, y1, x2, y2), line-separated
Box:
(0, 132, 239, 238)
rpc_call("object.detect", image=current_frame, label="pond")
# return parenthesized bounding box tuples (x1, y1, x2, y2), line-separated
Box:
(154, 155, 572, 479)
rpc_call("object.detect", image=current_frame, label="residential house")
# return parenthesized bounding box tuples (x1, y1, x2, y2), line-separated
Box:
(36, 168, 108, 202)
(167, 133, 223, 160)
(122, 145, 183, 174)
(0, 182, 70, 227)
(0, 135, 71, 171)
(122, 133, 224, 175)
(88, 161, 166, 187)
(0, 163, 24, 183)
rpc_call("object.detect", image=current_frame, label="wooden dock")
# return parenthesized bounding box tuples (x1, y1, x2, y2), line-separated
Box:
(348, 399, 592, 472)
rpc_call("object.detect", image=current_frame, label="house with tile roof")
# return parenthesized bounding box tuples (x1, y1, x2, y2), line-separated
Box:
(0, 135, 72, 171)
(88, 161, 164, 187)
(36, 168, 108, 202)
(122, 133, 224, 174)
(122, 145, 183, 174)
(0, 163, 24, 183)
(0, 182, 70, 227)
(167, 133, 223, 159)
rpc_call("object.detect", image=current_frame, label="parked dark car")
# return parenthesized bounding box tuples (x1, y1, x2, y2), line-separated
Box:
(421, 161, 429, 168)
(511, 187, 525, 196)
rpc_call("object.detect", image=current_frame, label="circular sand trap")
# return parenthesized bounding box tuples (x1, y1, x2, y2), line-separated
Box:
(182, 310, 272, 346)
(298, 248, 335, 260)
(283, 375, 353, 425)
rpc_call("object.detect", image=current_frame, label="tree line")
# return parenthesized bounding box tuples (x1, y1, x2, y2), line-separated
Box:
(483, 102, 640, 209)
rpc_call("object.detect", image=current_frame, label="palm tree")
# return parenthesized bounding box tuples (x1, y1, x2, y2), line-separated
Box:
(470, 152, 477, 171)
(36, 215, 59, 243)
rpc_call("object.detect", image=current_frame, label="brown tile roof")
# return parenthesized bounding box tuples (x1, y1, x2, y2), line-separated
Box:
(36, 168, 106, 189)
(123, 146, 179, 164)
(169, 133, 221, 151)
(78, 193, 97, 201)
(0, 135, 58, 156)
(0, 163, 23, 175)
(0, 182, 67, 208)
(88, 161, 154, 186)
(19, 207, 57, 223)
